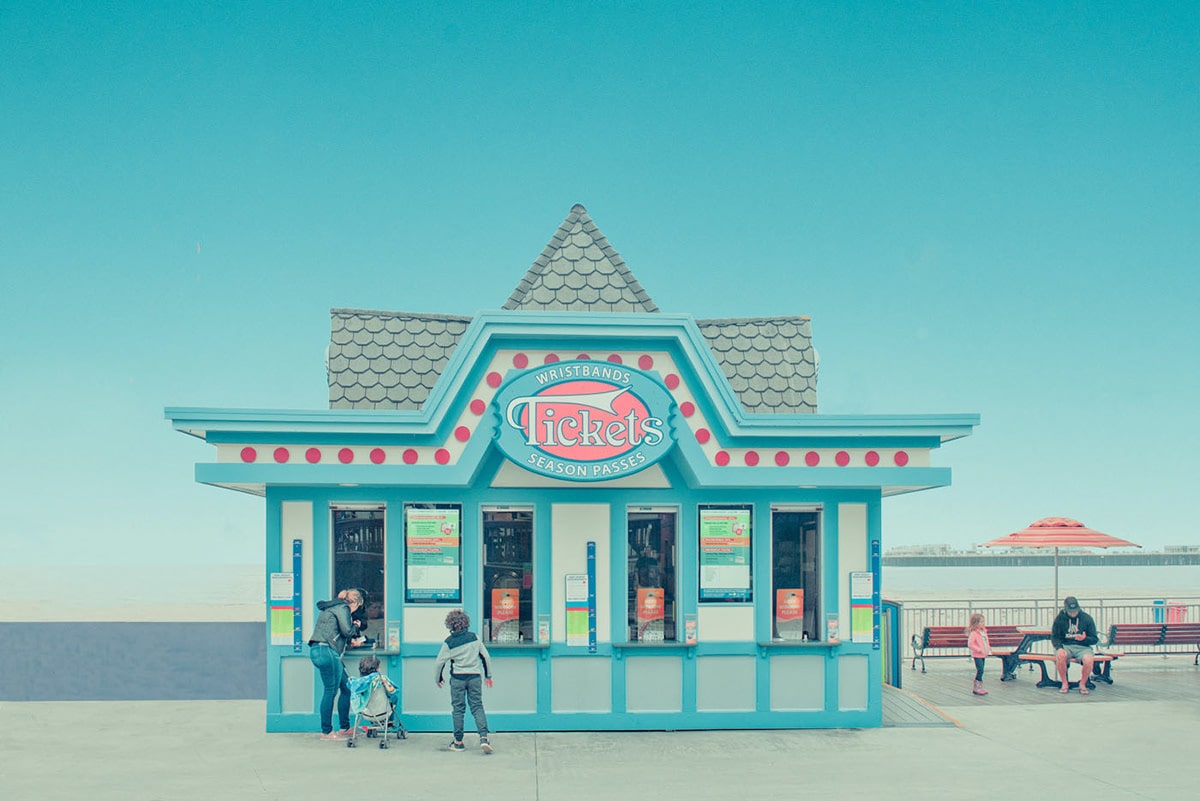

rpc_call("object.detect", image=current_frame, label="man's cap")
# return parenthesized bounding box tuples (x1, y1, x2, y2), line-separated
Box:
(1064, 596, 1081, 612)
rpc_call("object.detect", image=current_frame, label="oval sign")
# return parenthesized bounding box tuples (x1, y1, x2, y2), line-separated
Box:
(493, 360, 676, 482)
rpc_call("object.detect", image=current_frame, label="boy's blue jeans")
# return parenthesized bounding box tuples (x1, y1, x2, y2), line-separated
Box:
(309, 645, 350, 734)
(450, 674, 489, 741)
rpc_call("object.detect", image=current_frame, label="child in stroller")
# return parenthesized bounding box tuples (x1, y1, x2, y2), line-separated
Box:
(346, 655, 407, 748)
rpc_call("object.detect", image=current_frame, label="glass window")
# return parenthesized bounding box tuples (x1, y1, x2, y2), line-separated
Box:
(403, 503, 462, 603)
(481, 507, 534, 643)
(332, 505, 386, 644)
(698, 504, 753, 603)
(627, 507, 678, 641)
(771, 508, 821, 640)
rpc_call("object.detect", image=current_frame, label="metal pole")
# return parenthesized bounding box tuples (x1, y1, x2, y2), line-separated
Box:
(1054, 547, 1060, 607)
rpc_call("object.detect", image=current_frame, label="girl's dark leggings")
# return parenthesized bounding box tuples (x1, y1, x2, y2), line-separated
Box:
(973, 657, 985, 681)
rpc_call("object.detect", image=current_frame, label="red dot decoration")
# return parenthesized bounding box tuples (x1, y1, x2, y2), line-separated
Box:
(305, 448, 321, 464)
(402, 449, 418, 464)
(434, 448, 451, 465)
(370, 448, 386, 464)
(804, 451, 820, 466)
(715, 450, 730, 466)
(664, 374, 680, 390)
(512, 353, 529, 368)
(680, 401, 696, 417)
(543, 353, 559, 364)
(469, 399, 486, 415)
(835, 451, 850, 466)
(894, 451, 910, 466)
(240, 447, 257, 463)
(454, 426, 471, 442)
(696, 428, 711, 444)
(273, 447, 290, 463)
(576, 353, 590, 361)
(775, 451, 790, 466)
(638, 355, 654, 370)
(865, 451, 880, 467)
(744, 451, 760, 466)
(607, 354, 623, 364)
(338, 448, 354, 464)
(486, 372, 502, 388)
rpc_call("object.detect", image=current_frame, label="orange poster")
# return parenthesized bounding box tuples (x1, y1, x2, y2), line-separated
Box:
(491, 588, 520, 642)
(776, 589, 805, 640)
(637, 587, 665, 641)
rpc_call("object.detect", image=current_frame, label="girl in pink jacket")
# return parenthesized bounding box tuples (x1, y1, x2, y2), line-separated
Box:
(966, 613, 991, 695)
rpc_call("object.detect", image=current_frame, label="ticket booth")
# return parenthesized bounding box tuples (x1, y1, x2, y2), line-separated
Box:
(167, 205, 976, 731)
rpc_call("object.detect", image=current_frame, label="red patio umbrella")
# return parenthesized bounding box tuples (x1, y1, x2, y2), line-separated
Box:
(980, 517, 1140, 605)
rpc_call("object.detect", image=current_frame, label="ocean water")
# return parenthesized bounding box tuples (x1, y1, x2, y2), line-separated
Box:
(7, 562, 1197, 622)
(883, 564, 1200, 603)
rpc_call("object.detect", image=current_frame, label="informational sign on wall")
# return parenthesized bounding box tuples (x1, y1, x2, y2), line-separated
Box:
(637, 587, 665, 641)
(269, 572, 294, 646)
(405, 508, 461, 601)
(850, 571, 874, 643)
(565, 573, 589, 647)
(699, 507, 752, 601)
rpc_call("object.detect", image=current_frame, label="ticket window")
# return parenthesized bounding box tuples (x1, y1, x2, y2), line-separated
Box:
(771, 508, 821, 640)
(627, 507, 678, 641)
(481, 507, 534, 643)
(332, 505, 386, 644)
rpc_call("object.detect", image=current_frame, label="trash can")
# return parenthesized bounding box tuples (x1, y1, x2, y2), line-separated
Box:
(1167, 602, 1187, 623)
(1153, 599, 1165, 623)
(881, 599, 902, 689)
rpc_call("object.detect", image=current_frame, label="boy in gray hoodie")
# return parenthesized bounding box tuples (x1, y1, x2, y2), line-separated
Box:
(434, 609, 494, 753)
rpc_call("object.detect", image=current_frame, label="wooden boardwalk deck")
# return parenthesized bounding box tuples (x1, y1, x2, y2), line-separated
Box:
(889, 652, 1199, 713)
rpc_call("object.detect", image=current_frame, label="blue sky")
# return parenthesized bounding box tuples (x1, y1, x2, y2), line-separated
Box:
(2, 2, 1197, 566)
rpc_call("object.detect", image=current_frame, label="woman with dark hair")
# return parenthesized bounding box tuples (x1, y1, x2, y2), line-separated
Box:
(307, 588, 366, 739)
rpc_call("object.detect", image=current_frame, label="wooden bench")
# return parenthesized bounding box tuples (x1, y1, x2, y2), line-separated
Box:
(1018, 652, 1116, 689)
(1107, 622, 1200, 664)
(910, 625, 1025, 673)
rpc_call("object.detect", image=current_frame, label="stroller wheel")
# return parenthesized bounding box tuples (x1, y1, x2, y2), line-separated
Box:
(366, 729, 375, 738)
(346, 739, 355, 748)
(398, 724, 407, 739)
(379, 739, 388, 749)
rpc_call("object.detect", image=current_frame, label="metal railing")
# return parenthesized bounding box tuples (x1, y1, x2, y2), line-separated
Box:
(898, 596, 1200, 660)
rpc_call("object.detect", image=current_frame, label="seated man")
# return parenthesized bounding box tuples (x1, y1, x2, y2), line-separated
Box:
(1051, 596, 1098, 695)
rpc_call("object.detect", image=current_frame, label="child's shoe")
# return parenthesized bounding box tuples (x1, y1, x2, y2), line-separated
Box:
(480, 737, 494, 754)
(972, 679, 988, 696)
(448, 740, 465, 752)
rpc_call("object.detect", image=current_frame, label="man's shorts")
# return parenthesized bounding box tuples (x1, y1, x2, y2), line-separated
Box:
(1060, 643, 1093, 661)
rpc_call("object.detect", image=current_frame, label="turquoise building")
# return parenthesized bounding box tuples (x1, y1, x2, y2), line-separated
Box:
(167, 205, 977, 731)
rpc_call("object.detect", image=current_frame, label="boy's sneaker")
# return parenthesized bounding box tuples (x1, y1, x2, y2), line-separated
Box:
(448, 740, 465, 752)
(319, 731, 346, 741)
(480, 738, 494, 754)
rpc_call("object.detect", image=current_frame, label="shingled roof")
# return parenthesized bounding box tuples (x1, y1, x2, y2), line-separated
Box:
(502, 204, 659, 312)
(327, 205, 818, 413)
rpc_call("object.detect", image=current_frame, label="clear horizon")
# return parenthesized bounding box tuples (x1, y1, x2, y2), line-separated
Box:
(3, 2, 1197, 566)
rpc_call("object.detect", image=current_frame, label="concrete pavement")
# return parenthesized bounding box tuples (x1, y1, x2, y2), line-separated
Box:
(3, 658, 1196, 801)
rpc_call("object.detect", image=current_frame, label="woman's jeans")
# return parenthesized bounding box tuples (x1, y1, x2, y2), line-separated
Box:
(450, 674, 489, 741)
(309, 645, 350, 734)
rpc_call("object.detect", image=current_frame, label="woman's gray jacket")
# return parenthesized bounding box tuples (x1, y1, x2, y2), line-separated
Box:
(307, 599, 357, 654)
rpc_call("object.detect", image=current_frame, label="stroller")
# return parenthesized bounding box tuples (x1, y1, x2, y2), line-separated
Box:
(346, 673, 407, 749)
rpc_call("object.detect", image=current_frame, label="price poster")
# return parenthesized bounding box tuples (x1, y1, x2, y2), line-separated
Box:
(405, 508, 461, 601)
(269, 572, 294, 646)
(565, 573, 589, 647)
(850, 571, 874, 643)
(699, 507, 752, 600)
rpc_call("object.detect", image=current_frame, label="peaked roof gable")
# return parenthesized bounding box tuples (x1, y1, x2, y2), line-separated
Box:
(502, 204, 660, 312)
